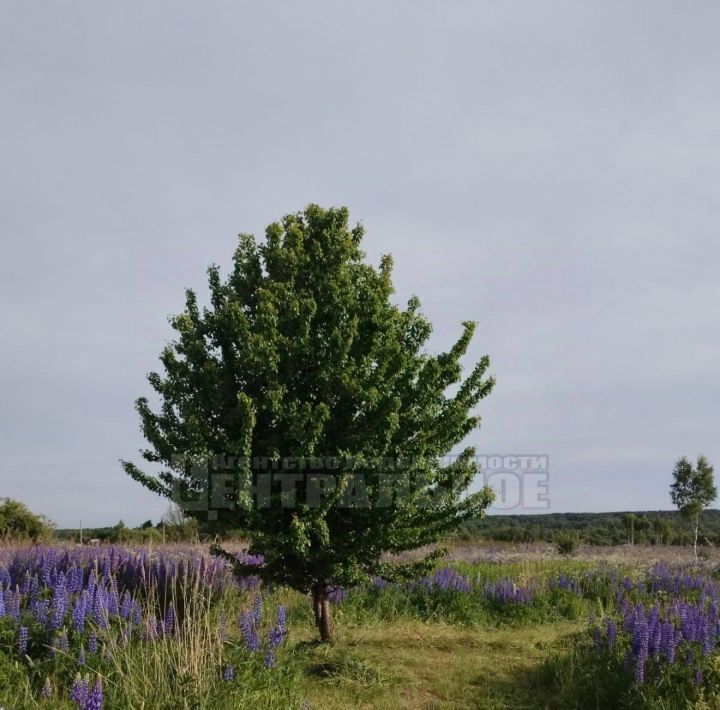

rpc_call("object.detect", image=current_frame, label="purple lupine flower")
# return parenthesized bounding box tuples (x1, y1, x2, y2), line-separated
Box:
(631, 608, 649, 657)
(41, 677, 53, 699)
(265, 604, 289, 647)
(18, 625, 29, 655)
(87, 572, 97, 600)
(679, 603, 696, 642)
(32, 598, 50, 625)
(373, 577, 388, 591)
(552, 574, 580, 593)
(659, 620, 672, 662)
(70, 675, 89, 706)
(92, 587, 109, 631)
(67, 565, 84, 594)
(107, 578, 120, 617)
(264, 649, 276, 669)
(694, 669, 703, 686)
(267, 621, 286, 648)
(37, 547, 52, 578)
(88, 633, 98, 655)
(78, 646, 86, 666)
(28, 574, 40, 600)
(606, 619, 617, 648)
(223, 664, 235, 682)
(7, 586, 21, 619)
(120, 591, 133, 620)
(240, 610, 261, 652)
(650, 623, 662, 658)
(72, 592, 89, 632)
(252, 594, 263, 626)
(20, 571, 32, 596)
(130, 601, 142, 626)
(164, 604, 176, 635)
(51, 574, 69, 630)
(483, 580, 534, 605)
(85, 677, 103, 710)
(328, 587, 347, 603)
(635, 654, 646, 685)
(421, 568, 471, 593)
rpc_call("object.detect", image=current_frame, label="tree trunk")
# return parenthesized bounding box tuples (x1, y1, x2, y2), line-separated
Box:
(312, 587, 336, 643)
(694, 513, 699, 559)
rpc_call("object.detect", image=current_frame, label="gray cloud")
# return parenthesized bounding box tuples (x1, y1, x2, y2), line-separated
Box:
(1, 1, 718, 526)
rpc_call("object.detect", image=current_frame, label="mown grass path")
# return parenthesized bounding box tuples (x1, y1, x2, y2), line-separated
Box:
(293, 620, 581, 709)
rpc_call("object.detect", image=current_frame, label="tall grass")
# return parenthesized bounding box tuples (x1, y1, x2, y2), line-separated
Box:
(0, 547, 305, 709)
(101, 572, 224, 708)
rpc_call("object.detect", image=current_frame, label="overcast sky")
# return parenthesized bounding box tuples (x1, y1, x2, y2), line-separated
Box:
(1, 2, 719, 527)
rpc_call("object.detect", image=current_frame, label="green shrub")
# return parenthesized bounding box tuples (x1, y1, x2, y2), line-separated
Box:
(0, 498, 53, 541)
(555, 533, 579, 556)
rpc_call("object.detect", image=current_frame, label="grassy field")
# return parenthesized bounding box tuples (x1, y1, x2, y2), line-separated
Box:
(2, 543, 720, 709)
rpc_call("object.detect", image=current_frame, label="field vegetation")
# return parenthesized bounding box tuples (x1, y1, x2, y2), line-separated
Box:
(3, 541, 720, 709)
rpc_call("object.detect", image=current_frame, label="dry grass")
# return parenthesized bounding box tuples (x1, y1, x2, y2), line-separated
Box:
(440, 541, 714, 566)
(382, 540, 715, 569)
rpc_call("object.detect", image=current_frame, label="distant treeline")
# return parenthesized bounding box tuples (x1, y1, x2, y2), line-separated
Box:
(458, 510, 720, 546)
(53, 510, 720, 548)
(55, 517, 200, 545)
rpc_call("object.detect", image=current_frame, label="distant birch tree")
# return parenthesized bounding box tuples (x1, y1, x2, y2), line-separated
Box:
(670, 455, 716, 559)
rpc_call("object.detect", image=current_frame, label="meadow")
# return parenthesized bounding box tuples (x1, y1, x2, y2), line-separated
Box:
(2, 541, 720, 709)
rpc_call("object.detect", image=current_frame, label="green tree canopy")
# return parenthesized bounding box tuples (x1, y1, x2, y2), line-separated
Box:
(0, 498, 54, 541)
(670, 455, 716, 558)
(122, 205, 495, 640)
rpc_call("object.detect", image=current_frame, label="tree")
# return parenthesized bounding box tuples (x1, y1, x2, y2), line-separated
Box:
(635, 514, 651, 544)
(670, 456, 716, 559)
(161, 503, 190, 527)
(622, 512, 637, 545)
(114, 520, 127, 542)
(159, 503, 199, 542)
(652, 517, 674, 546)
(122, 205, 495, 642)
(0, 498, 54, 541)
